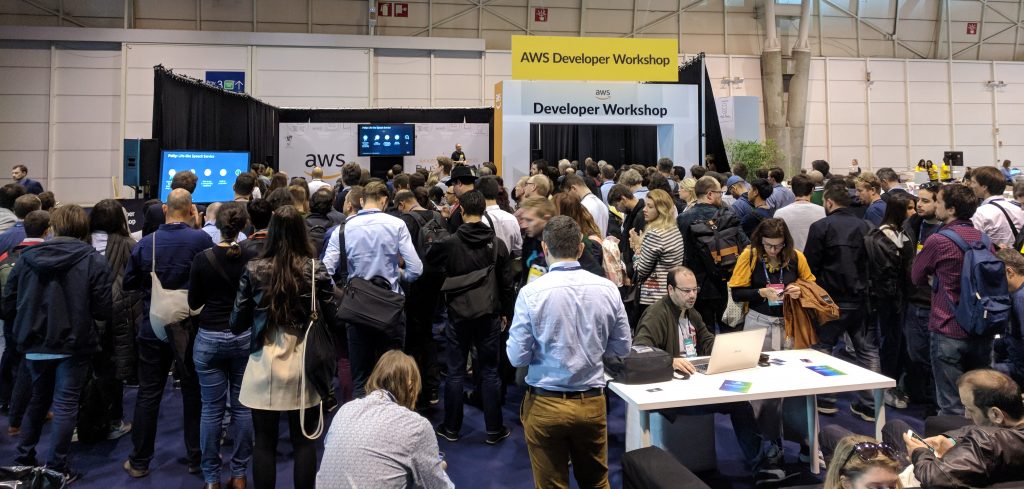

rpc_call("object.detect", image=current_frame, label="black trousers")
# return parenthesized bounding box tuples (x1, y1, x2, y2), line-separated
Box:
(251, 407, 320, 489)
(128, 336, 201, 470)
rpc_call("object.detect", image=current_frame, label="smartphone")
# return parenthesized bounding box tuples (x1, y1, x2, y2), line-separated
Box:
(907, 429, 935, 453)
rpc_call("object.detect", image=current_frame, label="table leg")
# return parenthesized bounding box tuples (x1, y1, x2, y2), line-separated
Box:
(874, 388, 886, 440)
(625, 404, 651, 451)
(806, 394, 821, 475)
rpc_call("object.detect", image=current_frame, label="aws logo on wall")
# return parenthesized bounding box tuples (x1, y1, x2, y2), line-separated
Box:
(595, 89, 611, 101)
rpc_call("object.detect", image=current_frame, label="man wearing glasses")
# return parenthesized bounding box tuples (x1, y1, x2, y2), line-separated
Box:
(677, 176, 748, 333)
(633, 266, 788, 486)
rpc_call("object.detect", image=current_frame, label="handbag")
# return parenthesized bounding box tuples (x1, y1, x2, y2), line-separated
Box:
(722, 287, 747, 328)
(604, 345, 673, 385)
(300, 259, 334, 440)
(439, 238, 498, 322)
(0, 466, 69, 489)
(336, 276, 405, 337)
(148, 231, 201, 341)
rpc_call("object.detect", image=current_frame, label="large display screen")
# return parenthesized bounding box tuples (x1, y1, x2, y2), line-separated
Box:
(357, 124, 415, 156)
(159, 150, 249, 203)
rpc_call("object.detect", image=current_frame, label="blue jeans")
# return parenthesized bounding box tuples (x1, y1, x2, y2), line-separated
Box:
(930, 332, 993, 416)
(348, 322, 405, 398)
(15, 355, 89, 473)
(442, 314, 503, 434)
(193, 329, 253, 484)
(903, 304, 935, 406)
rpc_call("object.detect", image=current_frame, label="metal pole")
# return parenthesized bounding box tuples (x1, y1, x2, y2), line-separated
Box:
(700, 53, 706, 164)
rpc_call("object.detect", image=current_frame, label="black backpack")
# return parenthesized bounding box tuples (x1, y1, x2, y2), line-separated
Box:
(307, 221, 329, 257)
(863, 227, 909, 300)
(688, 208, 743, 279)
(439, 237, 500, 323)
(407, 210, 450, 258)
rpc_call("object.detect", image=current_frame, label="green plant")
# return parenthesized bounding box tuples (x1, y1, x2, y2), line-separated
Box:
(724, 139, 782, 175)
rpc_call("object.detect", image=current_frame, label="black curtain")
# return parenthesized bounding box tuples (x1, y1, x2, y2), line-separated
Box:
(533, 124, 656, 167)
(672, 55, 728, 172)
(152, 66, 279, 169)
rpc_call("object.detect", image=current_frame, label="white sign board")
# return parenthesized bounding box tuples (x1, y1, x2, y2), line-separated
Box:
(279, 123, 490, 180)
(496, 80, 699, 184)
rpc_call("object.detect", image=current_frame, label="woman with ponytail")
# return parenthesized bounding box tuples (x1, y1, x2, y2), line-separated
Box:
(187, 201, 258, 489)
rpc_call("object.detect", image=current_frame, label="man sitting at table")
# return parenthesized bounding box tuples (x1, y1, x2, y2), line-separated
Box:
(633, 266, 789, 486)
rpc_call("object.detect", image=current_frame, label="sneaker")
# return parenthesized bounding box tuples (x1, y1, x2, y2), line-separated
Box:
(799, 444, 826, 470)
(816, 397, 838, 415)
(71, 428, 78, 443)
(884, 389, 909, 409)
(435, 425, 460, 442)
(754, 466, 797, 486)
(429, 390, 440, 406)
(485, 426, 511, 445)
(177, 456, 201, 474)
(850, 402, 876, 422)
(107, 420, 132, 440)
(122, 460, 149, 478)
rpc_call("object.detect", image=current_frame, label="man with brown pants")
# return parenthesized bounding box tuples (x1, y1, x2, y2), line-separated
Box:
(507, 216, 632, 488)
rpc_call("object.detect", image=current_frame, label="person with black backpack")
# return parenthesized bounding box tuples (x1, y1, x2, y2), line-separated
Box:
(306, 188, 335, 257)
(677, 176, 748, 333)
(864, 192, 915, 410)
(427, 191, 515, 445)
(912, 183, 1006, 417)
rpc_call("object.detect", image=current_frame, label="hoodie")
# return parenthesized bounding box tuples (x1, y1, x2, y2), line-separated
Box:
(426, 221, 516, 318)
(1, 237, 113, 356)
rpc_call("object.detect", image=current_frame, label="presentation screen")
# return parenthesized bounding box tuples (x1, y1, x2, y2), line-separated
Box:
(159, 150, 249, 203)
(358, 124, 415, 156)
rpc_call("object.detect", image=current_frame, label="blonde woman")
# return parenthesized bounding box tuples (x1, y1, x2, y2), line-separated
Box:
(629, 189, 685, 319)
(823, 435, 902, 489)
(317, 351, 453, 489)
(679, 177, 697, 212)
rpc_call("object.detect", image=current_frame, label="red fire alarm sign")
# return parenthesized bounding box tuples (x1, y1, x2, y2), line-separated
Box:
(967, 22, 978, 35)
(393, 3, 408, 17)
(535, 8, 548, 22)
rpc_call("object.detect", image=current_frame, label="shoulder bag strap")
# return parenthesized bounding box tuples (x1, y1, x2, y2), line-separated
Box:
(300, 257, 324, 440)
(151, 230, 156, 273)
(204, 248, 233, 285)
(993, 201, 1020, 240)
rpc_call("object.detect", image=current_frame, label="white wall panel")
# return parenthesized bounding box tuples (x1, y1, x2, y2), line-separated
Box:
(872, 146, 909, 166)
(830, 103, 867, 124)
(831, 124, 868, 146)
(911, 125, 952, 145)
(0, 123, 47, 152)
(910, 103, 950, 124)
(0, 67, 50, 94)
(954, 105, 994, 124)
(870, 103, 907, 124)
(869, 83, 905, 102)
(0, 95, 48, 123)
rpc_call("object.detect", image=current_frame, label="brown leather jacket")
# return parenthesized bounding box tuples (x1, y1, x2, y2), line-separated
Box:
(912, 423, 1024, 488)
(781, 279, 838, 349)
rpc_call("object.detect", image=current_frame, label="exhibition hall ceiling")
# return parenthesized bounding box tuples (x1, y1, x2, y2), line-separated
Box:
(1, 0, 1023, 60)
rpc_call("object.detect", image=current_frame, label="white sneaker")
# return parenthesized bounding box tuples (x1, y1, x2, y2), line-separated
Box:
(884, 389, 908, 409)
(107, 420, 132, 440)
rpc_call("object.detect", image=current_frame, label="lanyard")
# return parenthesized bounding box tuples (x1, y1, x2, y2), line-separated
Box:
(549, 264, 582, 272)
(762, 257, 784, 284)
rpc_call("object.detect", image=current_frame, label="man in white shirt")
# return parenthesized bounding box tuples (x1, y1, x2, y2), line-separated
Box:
(565, 174, 609, 237)
(969, 166, 1024, 246)
(773, 174, 825, 252)
(307, 166, 332, 195)
(477, 176, 522, 257)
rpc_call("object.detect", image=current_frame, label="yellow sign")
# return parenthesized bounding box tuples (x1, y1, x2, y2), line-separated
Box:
(512, 35, 678, 82)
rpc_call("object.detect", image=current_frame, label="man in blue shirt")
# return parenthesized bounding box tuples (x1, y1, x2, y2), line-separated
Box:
(10, 165, 43, 195)
(857, 173, 887, 227)
(334, 181, 422, 396)
(507, 216, 631, 489)
(0, 194, 41, 255)
(765, 167, 795, 211)
(122, 188, 214, 478)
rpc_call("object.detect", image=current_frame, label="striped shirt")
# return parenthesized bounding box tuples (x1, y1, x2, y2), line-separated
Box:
(634, 226, 685, 305)
(910, 220, 984, 339)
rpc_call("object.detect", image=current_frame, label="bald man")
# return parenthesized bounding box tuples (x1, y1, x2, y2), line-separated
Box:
(122, 187, 214, 478)
(308, 166, 331, 195)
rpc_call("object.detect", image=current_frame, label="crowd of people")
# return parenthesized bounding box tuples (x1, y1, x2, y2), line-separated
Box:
(0, 154, 1023, 489)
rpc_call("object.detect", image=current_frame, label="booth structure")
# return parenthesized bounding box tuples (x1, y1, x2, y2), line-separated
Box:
(495, 80, 700, 183)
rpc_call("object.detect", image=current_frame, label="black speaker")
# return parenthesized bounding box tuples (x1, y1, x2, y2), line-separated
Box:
(944, 151, 964, 167)
(124, 139, 160, 188)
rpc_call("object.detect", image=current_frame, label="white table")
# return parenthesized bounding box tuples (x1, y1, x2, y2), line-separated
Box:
(607, 349, 896, 474)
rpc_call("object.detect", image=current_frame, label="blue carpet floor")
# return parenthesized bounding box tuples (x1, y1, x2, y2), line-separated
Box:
(0, 377, 926, 489)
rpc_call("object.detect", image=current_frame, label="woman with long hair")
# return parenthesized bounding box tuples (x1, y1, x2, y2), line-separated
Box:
(552, 192, 605, 278)
(230, 205, 339, 489)
(869, 192, 915, 410)
(317, 351, 452, 488)
(629, 189, 685, 319)
(267, 172, 289, 194)
(823, 435, 902, 489)
(189, 202, 258, 489)
(87, 199, 137, 441)
(678, 177, 698, 212)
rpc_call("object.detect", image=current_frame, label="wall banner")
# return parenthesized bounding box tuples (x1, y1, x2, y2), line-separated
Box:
(511, 35, 678, 82)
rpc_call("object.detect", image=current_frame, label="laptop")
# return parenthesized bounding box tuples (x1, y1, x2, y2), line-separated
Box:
(688, 329, 767, 375)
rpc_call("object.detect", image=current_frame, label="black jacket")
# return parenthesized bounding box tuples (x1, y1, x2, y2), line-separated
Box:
(803, 206, 873, 307)
(912, 423, 1024, 489)
(426, 221, 516, 318)
(903, 214, 942, 308)
(105, 233, 144, 381)
(2, 237, 113, 356)
(230, 258, 339, 354)
(306, 213, 333, 257)
(620, 200, 647, 278)
(676, 203, 747, 299)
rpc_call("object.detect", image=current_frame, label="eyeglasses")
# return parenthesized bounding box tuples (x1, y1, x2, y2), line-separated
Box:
(919, 182, 940, 191)
(840, 442, 900, 472)
(673, 286, 701, 294)
(762, 241, 786, 250)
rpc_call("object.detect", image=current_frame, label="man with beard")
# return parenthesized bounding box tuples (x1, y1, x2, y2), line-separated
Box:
(901, 182, 941, 414)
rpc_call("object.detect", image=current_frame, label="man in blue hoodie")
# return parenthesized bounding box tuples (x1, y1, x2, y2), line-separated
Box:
(122, 188, 213, 478)
(2, 205, 112, 480)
